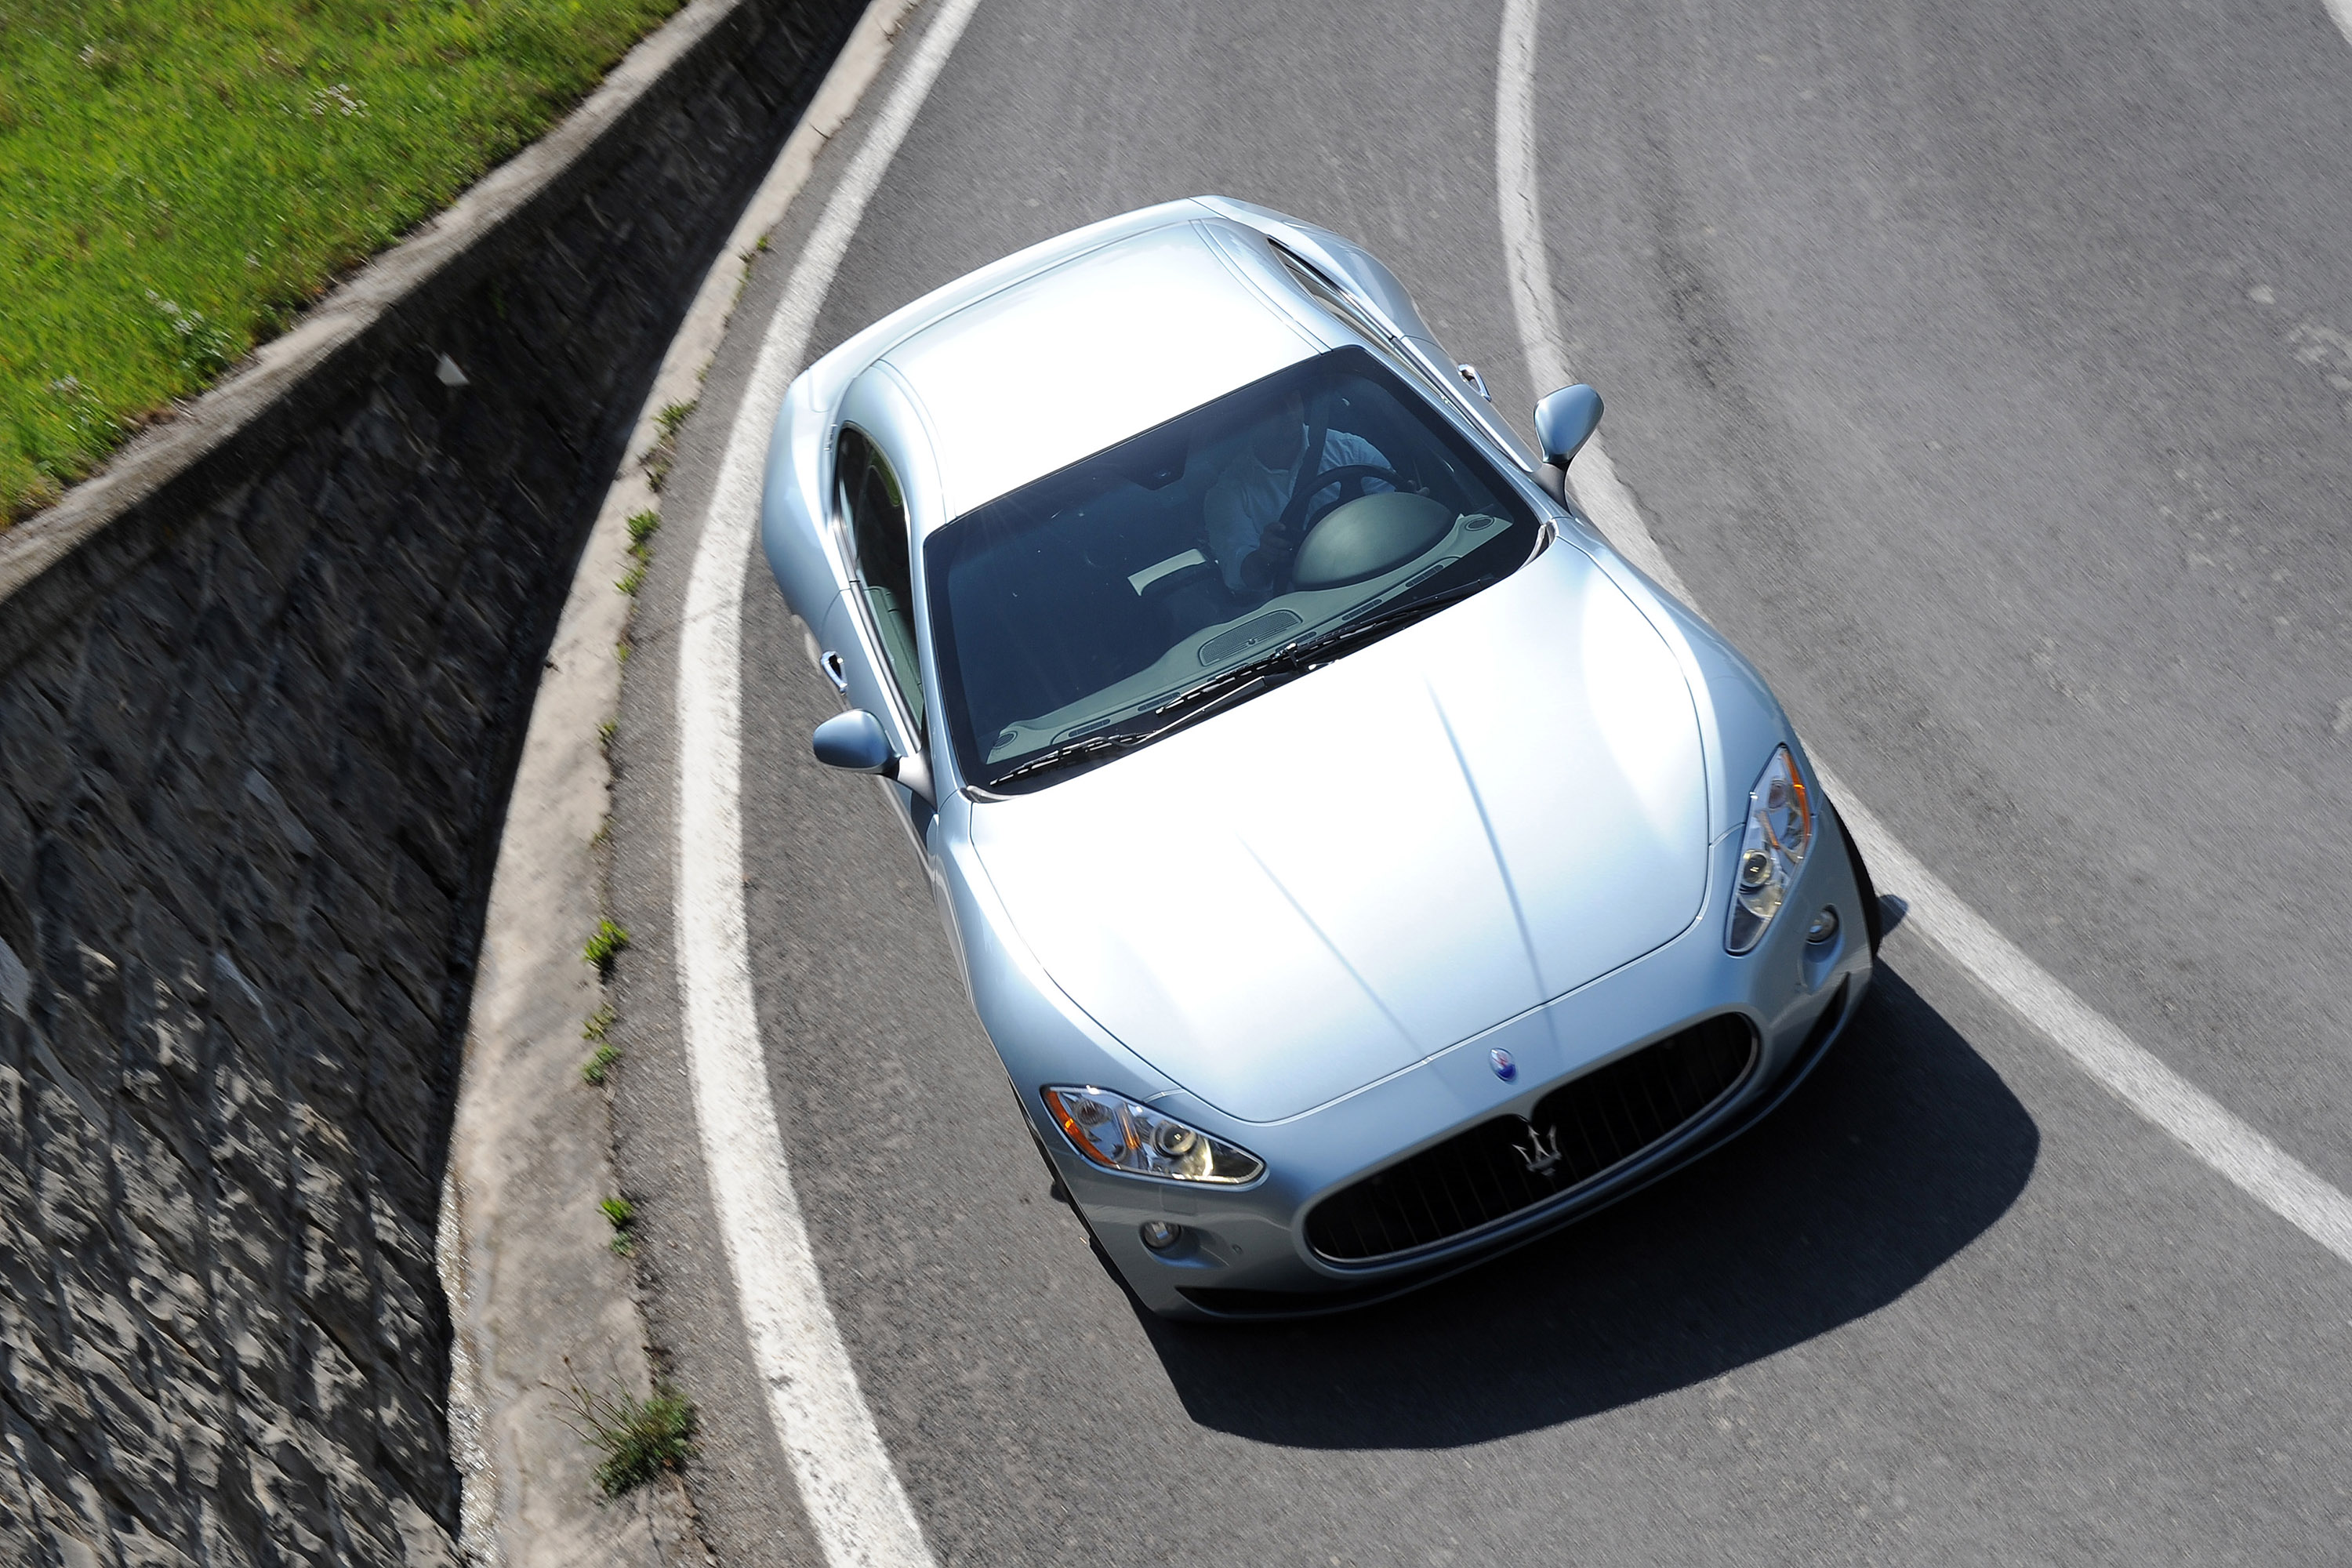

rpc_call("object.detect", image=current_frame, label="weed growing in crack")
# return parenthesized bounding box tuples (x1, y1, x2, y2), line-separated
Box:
(583, 919, 630, 971)
(556, 1363, 695, 1499)
(600, 1195, 636, 1254)
(617, 509, 659, 594)
(582, 1003, 622, 1083)
(639, 403, 695, 491)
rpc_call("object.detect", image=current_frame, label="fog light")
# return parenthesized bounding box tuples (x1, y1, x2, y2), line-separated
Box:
(1806, 906, 1838, 943)
(1140, 1220, 1183, 1251)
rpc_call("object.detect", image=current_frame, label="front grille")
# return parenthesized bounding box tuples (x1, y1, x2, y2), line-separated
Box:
(1304, 1015, 1757, 1263)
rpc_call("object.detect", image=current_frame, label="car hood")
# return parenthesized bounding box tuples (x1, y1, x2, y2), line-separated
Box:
(969, 546, 1711, 1123)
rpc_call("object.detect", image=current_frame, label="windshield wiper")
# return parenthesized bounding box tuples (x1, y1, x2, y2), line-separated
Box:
(989, 667, 1293, 788)
(987, 728, 1154, 787)
(1148, 576, 1497, 726)
(985, 578, 1494, 790)
(1273, 575, 1494, 670)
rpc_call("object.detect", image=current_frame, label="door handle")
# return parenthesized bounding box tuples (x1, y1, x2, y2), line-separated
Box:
(821, 650, 848, 692)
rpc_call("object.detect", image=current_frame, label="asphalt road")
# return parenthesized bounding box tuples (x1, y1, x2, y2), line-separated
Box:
(601, 0, 2352, 1561)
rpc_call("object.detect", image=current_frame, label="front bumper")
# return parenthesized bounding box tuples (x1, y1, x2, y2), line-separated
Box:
(1029, 808, 1877, 1319)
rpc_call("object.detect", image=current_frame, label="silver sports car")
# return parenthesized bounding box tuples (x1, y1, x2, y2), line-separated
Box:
(759, 197, 1878, 1319)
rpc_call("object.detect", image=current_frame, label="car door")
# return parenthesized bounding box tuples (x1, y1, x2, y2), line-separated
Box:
(818, 424, 930, 822)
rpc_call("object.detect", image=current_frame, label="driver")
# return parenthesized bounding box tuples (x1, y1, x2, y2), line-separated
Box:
(1204, 390, 1392, 594)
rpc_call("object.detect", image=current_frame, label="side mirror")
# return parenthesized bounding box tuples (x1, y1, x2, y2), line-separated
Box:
(811, 710, 894, 773)
(1532, 383, 1603, 500)
(811, 709, 937, 801)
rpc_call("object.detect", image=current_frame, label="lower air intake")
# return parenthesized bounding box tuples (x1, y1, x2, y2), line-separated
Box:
(1304, 1014, 1757, 1264)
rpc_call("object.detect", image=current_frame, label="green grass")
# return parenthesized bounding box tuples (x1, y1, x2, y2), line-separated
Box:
(599, 1193, 635, 1253)
(638, 401, 691, 489)
(600, 1194, 633, 1228)
(582, 917, 629, 967)
(581, 1002, 621, 1083)
(0, 0, 686, 523)
(561, 1377, 695, 1497)
(616, 506, 657, 592)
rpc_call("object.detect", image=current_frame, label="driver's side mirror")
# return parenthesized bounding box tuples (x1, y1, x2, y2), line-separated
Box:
(811, 710, 895, 773)
(1532, 383, 1603, 501)
(811, 709, 935, 801)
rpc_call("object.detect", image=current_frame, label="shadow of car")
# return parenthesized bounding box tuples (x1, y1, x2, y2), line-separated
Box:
(1132, 962, 2035, 1445)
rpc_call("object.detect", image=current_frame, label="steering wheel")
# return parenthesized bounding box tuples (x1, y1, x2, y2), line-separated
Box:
(1268, 463, 1411, 564)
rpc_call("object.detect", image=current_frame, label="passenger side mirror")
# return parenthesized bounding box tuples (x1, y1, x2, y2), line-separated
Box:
(811, 710, 895, 774)
(1532, 383, 1604, 500)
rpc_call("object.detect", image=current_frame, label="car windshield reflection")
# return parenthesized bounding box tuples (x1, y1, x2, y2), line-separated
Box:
(924, 347, 1541, 792)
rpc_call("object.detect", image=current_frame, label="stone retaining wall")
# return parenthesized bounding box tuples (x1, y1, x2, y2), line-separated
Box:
(0, 2, 858, 1560)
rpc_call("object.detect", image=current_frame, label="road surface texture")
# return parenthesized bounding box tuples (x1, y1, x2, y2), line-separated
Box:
(598, 0, 2352, 1562)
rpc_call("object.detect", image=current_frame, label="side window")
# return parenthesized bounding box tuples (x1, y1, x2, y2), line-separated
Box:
(835, 426, 925, 733)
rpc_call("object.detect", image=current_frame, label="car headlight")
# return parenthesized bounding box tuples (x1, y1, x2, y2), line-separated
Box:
(1042, 1087, 1265, 1185)
(1726, 745, 1813, 954)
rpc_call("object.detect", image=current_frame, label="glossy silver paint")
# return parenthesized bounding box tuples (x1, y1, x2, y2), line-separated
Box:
(758, 198, 1875, 1319)
(971, 550, 1708, 1124)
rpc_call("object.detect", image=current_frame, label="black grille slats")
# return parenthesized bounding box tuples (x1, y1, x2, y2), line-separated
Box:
(1305, 1015, 1756, 1262)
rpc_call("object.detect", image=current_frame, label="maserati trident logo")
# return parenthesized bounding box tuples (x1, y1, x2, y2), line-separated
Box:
(1515, 1123, 1564, 1177)
(1489, 1047, 1516, 1082)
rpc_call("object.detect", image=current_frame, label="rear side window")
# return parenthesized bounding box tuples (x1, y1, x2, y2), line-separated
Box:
(836, 426, 924, 731)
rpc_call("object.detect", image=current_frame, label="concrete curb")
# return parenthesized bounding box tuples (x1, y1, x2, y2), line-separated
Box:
(440, 4, 920, 1563)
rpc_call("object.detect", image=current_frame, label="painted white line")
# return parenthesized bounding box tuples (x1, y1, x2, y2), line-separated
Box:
(675, 1, 985, 1564)
(2330, 0, 2352, 53)
(624, 0, 926, 478)
(438, 9, 931, 1563)
(1831, 790, 2352, 1262)
(1494, 0, 2352, 1270)
(1494, 0, 1686, 605)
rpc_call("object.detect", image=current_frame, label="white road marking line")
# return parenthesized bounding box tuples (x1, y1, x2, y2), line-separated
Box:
(1832, 792, 2352, 1262)
(2330, 0, 2352, 53)
(632, 0, 927, 472)
(677, 2, 985, 1564)
(1494, 0, 2352, 1270)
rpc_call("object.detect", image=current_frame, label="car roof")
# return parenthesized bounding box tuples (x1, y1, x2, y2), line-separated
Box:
(875, 219, 1327, 523)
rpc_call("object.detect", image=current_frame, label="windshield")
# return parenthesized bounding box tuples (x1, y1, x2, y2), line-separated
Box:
(924, 347, 1541, 792)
